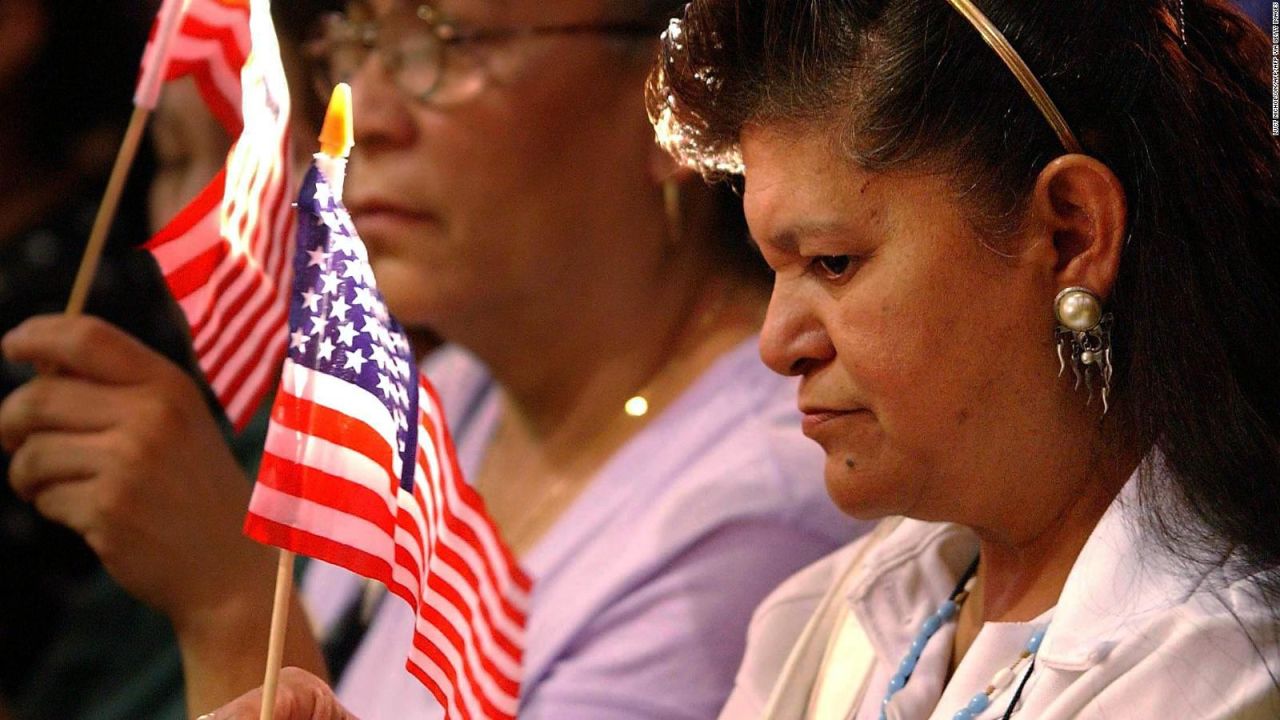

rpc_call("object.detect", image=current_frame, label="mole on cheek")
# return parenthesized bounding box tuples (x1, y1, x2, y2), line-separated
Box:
(845, 457, 856, 468)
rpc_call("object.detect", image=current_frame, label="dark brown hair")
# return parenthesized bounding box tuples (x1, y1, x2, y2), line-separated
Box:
(650, 0, 1280, 602)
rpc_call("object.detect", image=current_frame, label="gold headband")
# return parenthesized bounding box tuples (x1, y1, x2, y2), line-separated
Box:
(943, 0, 1084, 153)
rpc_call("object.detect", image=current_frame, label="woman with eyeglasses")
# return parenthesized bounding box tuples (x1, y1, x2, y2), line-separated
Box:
(291, 1, 864, 716)
(2, 0, 860, 717)
(203, 0, 1280, 718)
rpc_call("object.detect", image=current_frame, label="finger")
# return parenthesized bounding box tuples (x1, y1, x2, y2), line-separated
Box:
(206, 669, 353, 720)
(2, 314, 168, 385)
(0, 376, 123, 452)
(27, 478, 97, 536)
(205, 690, 262, 720)
(7, 431, 100, 502)
(278, 667, 355, 720)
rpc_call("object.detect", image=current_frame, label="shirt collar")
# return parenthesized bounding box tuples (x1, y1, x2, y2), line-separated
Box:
(845, 459, 1198, 673)
(1036, 467, 1201, 670)
(845, 519, 979, 663)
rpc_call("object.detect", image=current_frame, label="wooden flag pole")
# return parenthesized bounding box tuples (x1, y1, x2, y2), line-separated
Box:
(259, 549, 296, 720)
(64, 105, 150, 316)
(257, 82, 354, 720)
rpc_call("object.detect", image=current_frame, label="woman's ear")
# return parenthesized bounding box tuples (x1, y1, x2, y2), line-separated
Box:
(1029, 154, 1128, 300)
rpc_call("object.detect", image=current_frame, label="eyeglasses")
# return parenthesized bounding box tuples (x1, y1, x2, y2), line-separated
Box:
(306, 4, 661, 104)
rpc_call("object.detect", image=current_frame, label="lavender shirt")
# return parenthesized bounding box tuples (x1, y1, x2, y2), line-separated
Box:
(302, 337, 866, 719)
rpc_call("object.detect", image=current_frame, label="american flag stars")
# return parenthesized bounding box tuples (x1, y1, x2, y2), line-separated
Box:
(289, 328, 309, 352)
(335, 322, 358, 347)
(319, 270, 342, 294)
(301, 289, 322, 312)
(287, 171, 417, 475)
(343, 348, 368, 373)
(328, 294, 351, 321)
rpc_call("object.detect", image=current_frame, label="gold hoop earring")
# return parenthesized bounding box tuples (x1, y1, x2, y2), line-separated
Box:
(1054, 286, 1114, 414)
(662, 176, 682, 248)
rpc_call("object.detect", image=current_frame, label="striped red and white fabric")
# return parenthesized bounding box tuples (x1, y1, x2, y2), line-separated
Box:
(140, 0, 295, 429)
(245, 166, 530, 719)
(134, 0, 250, 131)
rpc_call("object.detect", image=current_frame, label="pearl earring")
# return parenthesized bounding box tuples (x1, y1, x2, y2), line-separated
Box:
(1054, 286, 1114, 414)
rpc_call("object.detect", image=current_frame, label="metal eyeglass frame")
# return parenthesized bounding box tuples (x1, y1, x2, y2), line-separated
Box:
(309, 3, 662, 103)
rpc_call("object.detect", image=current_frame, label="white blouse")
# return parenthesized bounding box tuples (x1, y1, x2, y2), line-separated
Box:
(721, 478, 1280, 720)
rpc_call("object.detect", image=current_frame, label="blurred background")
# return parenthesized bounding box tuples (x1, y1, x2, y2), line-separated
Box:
(1237, 0, 1272, 27)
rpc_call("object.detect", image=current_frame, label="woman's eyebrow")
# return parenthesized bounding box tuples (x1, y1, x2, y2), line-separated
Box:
(762, 221, 855, 254)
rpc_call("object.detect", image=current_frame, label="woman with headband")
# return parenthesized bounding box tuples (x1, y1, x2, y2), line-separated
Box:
(201, 0, 1280, 717)
(648, 0, 1280, 718)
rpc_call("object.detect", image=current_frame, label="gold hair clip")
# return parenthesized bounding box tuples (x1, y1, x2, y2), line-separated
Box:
(943, 0, 1084, 153)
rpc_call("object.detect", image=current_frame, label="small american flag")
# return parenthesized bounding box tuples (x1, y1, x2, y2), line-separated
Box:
(140, 0, 294, 429)
(244, 165, 530, 720)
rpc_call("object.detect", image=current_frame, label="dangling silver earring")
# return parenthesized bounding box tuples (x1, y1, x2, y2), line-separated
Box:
(1054, 286, 1114, 414)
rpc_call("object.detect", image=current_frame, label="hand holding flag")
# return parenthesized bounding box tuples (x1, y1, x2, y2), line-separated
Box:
(196, 668, 353, 720)
(4, 3, 329, 713)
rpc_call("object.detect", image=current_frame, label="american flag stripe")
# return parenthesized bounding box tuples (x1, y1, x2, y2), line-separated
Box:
(210, 305, 288, 420)
(418, 495, 529, 649)
(423, 384, 527, 597)
(252, 430, 525, 717)
(163, 46, 245, 132)
(258, 366, 529, 653)
(405, 654, 454, 717)
(410, 522, 525, 670)
(188, 253, 270, 346)
(146, 176, 222, 270)
(411, 582, 515, 718)
(180, 255, 289, 417)
(419, 448, 529, 632)
(258, 455, 393, 523)
(412, 616, 506, 720)
(246, 166, 529, 719)
(409, 413, 526, 688)
(140, 0, 293, 431)
(414, 412, 528, 630)
(253, 369, 529, 676)
(265, 146, 295, 274)
(196, 274, 285, 377)
(247, 488, 398, 583)
(227, 133, 289, 252)
(137, 0, 250, 129)
(416, 562, 524, 687)
(190, 260, 263, 349)
(220, 360, 275, 426)
(265, 402, 398, 495)
(138, 0, 252, 131)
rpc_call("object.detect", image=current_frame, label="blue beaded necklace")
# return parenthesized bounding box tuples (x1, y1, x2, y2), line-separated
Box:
(879, 557, 1045, 720)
